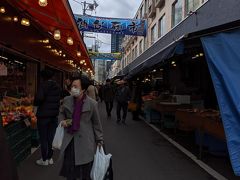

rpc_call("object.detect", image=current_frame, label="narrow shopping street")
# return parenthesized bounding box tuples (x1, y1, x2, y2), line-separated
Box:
(18, 102, 214, 180)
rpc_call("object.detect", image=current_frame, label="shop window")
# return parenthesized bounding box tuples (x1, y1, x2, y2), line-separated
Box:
(158, 14, 166, 38)
(139, 39, 143, 54)
(185, 0, 200, 16)
(141, 5, 145, 19)
(172, 0, 183, 28)
(132, 48, 135, 61)
(135, 45, 138, 58)
(145, 0, 148, 13)
(151, 24, 158, 45)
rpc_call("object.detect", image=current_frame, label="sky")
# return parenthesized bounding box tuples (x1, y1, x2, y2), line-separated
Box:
(69, 0, 142, 52)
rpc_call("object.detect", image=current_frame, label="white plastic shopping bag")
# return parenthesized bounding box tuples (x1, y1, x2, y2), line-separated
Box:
(52, 123, 64, 150)
(90, 146, 112, 180)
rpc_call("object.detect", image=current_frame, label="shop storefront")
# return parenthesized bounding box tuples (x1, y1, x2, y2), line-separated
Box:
(118, 0, 240, 176)
(0, 0, 92, 165)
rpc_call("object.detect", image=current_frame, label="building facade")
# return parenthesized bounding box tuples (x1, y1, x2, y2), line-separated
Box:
(111, 34, 124, 53)
(88, 45, 107, 84)
(121, 0, 207, 71)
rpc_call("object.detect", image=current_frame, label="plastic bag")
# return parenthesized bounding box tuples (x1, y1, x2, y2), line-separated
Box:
(91, 146, 112, 180)
(52, 123, 64, 150)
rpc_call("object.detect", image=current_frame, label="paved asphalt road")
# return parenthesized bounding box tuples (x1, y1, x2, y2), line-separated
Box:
(18, 102, 215, 180)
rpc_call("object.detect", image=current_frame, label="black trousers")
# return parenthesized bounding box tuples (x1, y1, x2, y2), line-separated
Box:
(60, 139, 92, 180)
(37, 117, 57, 161)
(116, 102, 128, 121)
(105, 101, 113, 116)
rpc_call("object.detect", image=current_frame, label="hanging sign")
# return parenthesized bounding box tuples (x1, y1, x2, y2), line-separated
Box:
(89, 52, 122, 60)
(74, 15, 147, 36)
(0, 63, 7, 76)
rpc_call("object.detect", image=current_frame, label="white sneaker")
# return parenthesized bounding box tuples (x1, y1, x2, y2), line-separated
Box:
(48, 158, 54, 165)
(36, 159, 49, 166)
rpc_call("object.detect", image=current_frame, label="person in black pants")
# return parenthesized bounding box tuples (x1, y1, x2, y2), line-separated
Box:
(115, 80, 131, 124)
(34, 69, 61, 166)
(103, 79, 115, 118)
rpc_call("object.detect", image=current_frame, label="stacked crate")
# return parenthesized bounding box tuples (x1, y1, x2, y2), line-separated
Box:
(4, 119, 31, 165)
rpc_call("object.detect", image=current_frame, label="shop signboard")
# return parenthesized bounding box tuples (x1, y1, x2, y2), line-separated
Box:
(89, 52, 122, 60)
(74, 15, 147, 36)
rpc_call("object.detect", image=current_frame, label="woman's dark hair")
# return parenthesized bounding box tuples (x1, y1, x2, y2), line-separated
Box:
(40, 69, 54, 81)
(70, 74, 91, 90)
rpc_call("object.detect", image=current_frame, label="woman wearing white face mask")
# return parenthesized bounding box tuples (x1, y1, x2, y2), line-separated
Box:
(59, 75, 104, 180)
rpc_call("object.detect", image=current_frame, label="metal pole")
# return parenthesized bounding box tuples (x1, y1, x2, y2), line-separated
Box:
(83, 1, 86, 15)
(82, 1, 86, 37)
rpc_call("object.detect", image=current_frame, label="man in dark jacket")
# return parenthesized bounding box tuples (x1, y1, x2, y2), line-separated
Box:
(115, 80, 131, 124)
(34, 69, 61, 166)
(103, 79, 115, 118)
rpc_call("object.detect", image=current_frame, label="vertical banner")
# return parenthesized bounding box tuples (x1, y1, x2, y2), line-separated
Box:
(74, 15, 147, 36)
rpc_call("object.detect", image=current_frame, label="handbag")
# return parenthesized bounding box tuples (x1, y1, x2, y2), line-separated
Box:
(128, 102, 137, 111)
(103, 158, 113, 180)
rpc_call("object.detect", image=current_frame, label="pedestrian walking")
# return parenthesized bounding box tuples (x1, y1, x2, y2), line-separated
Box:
(98, 84, 104, 102)
(34, 69, 61, 166)
(131, 81, 143, 121)
(87, 80, 98, 101)
(103, 79, 115, 118)
(115, 80, 131, 124)
(59, 75, 104, 180)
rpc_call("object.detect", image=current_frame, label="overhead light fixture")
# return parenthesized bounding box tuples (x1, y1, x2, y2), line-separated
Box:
(63, 54, 66, 57)
(84, 63, 87, 66)
(67, 37, 74, 45)
(59, 50, 62, 54)
(0, 7, 5, 14)
(21, 18, 30, 26)
(39, 0, 48, 7)
(77, 51, 81, 57)
(54, 29, 61, 40)
(171, 61, 175, 65)
(152, 69, 156, 72)
(13, 16, 18, 22)
(0, 55, 8, 60)
(42, 39, 49, 43)
(45, 45, 51, 49)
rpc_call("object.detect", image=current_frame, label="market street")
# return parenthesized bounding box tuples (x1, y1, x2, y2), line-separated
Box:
(18, 102, 215, 180)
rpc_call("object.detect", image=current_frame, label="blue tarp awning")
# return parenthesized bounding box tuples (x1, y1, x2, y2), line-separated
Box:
(201, 29, 240, 176)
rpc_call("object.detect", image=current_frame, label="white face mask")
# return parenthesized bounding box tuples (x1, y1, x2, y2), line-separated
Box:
(71, 87, 81, 97)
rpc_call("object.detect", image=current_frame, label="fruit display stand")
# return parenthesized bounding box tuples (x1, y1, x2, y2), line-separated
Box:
(0, 96, 37, 165)
(4, 118, 32, 165)
(175, 109, 227, 158)
(153, 102, 192, 129)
